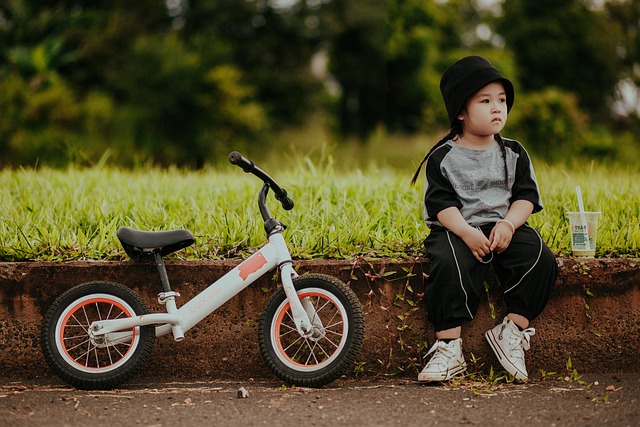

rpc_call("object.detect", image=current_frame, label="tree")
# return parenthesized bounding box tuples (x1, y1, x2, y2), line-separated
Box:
(0, 1, 108, 165)
(180, 0, 325, 126)
(497, 0, 623, 121)
(323, 0, 387, 138)
(326, 0, 496, 137)
(606, 0, 640, 124)
(385, 0, 448, 133)
(0, 0, 272, 166)
(113, 33, 268, 167)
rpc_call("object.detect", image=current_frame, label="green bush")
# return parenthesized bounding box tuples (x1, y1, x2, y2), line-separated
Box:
(506, 88, 589, 161)
(0, 73, 86, 166)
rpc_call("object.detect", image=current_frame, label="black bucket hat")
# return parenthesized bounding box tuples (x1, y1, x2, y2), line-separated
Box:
(440, 55, 514, 126)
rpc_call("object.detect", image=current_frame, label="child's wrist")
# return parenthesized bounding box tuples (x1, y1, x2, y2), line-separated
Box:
(496, 219, 516, 233)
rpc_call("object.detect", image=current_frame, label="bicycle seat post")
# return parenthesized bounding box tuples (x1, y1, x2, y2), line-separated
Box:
(153, 252, 185, 341)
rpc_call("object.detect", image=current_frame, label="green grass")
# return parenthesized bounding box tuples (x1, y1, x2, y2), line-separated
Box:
(1, 156, 638, 261)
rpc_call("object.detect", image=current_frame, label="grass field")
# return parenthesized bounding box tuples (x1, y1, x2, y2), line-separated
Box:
(1, 153, 638, 261)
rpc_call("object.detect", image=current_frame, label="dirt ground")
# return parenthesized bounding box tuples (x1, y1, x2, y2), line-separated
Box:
(1, 374, 638, 427)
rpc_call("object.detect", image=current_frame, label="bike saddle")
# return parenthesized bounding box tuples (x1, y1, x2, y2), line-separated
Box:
(117, 226, 195, 262)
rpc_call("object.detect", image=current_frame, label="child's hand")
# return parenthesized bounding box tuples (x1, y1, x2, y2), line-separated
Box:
(490, 222, 514, 253)
(461, 227, 492, 262)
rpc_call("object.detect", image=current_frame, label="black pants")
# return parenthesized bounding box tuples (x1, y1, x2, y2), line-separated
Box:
(424, 223, 557, 332)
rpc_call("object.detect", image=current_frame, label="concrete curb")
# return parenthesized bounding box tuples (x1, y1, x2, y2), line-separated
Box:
(1, 257, 639, 383)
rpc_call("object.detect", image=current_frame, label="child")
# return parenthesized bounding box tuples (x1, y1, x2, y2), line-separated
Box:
(410, 56, 557, 381)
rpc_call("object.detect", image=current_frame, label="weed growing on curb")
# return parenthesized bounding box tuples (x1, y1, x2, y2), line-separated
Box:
(443, 354, 514, 395)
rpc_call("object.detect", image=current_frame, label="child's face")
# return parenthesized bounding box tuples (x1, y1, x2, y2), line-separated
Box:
(457, 81, 508, 137)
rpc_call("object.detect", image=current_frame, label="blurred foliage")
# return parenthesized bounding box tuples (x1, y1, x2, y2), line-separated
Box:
(506, 88, 590, 161)
(498, 0, 623, 120)
(385, 0, 452, 133)
(0, 0, 638, 168)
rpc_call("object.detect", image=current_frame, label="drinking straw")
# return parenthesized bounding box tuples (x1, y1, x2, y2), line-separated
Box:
(575, 186, 591, 251)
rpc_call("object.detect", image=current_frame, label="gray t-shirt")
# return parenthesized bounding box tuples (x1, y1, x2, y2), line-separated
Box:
(422, 138, 543, 228)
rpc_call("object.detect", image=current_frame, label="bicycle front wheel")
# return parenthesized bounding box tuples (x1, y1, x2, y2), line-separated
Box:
(40, 281, 155, 390)
(259, 273, 364, 387)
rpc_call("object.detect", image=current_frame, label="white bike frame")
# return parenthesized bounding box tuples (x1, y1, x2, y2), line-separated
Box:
(88, 231, 315, 344)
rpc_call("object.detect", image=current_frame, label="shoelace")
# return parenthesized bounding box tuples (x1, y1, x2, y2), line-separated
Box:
(424, 341, 457, 365)
(498, 322, 536, 360)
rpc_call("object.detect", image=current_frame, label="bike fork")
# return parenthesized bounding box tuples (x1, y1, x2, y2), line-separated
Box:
(280, 262, 316, 337)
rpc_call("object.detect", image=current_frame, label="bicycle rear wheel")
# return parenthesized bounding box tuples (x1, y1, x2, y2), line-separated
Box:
(40, 281, 155, 389)
(259, 273, 364, 387)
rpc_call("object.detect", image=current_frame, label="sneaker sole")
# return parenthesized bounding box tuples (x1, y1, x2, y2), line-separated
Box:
(485, 330, 528, 380)
(417, 363, 467, 382)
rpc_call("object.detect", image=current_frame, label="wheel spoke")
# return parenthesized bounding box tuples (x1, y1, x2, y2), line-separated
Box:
(314, 344, 330, 363)
(318, 335, 339, 350)
(65, 337, 92, 353)
(324, 320, 344, 333)
(106, 304, 117, 320)
(314, 299, 331, 315)
(324, 328, 344, 340)
(282, 333, 304, 354)
(69, 314, 89, 333)
(106, 344, 114, 366)
(288, 338, 307, 362)
(278, 322, 296, 336)
(63, 333, 91, 341)
(111, 342, 128, 358)
(318, 305, 339, 327)
(82, 306, 91, 330)
(95, 302, 103, 321)
(93, 345, 100, 367)
(82, 340, 92, 367)
(303, 340, 322, 365)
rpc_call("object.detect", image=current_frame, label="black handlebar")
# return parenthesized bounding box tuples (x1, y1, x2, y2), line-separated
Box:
(228, 151, 255, 173)
(228, 151, 294, 211)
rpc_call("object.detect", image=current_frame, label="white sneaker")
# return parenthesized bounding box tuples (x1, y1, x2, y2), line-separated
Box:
(485, 317, 535, 380)
(418, 339, 467, 382)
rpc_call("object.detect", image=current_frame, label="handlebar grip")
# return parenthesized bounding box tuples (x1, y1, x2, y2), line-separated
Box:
(276, 190, 295, 211)
(228, 151, 255, 173)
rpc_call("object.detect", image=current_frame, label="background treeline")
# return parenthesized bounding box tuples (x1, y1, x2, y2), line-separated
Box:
(1, 0, 639, 168)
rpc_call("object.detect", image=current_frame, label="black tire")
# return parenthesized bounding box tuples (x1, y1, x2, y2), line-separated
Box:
(40, 281, 155, 390)
(259, 273, 364, 387)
